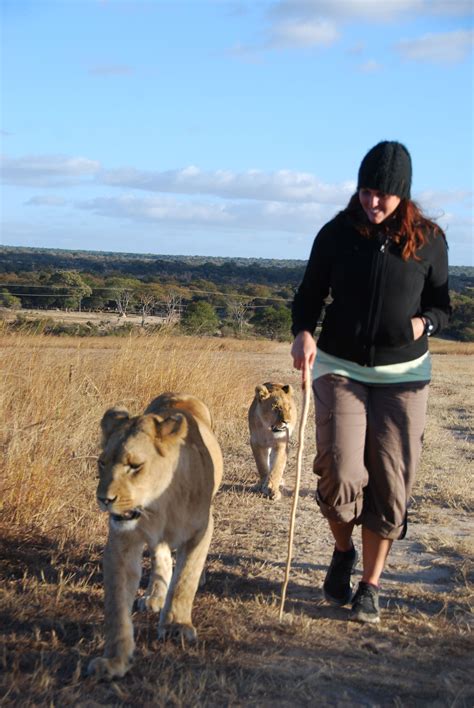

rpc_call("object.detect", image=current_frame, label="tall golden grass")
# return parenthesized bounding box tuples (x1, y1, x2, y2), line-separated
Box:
(0, 332, 281, 542)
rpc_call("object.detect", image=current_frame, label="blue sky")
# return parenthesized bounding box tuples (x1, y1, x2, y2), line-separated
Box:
(1, 0, 473, 264)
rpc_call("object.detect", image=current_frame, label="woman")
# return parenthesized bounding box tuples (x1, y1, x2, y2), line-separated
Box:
(291, 141, 450, 623)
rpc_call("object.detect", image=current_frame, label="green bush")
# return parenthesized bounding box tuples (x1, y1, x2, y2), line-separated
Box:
(0, 288, 21, 309)
(251, 304, 292, 341)
(444, 292, 474, 342)
(181, 301, 220, 335)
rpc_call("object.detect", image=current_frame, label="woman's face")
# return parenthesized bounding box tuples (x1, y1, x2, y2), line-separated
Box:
(359, 188, 401, 224)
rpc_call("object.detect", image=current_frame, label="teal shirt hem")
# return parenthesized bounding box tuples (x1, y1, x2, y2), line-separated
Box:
(314, 349, 432, 384)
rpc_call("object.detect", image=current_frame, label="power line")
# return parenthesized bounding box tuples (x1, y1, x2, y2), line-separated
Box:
(0, 283, 293, 303)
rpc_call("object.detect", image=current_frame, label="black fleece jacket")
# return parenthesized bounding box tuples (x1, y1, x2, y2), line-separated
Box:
(292, 212, 451, 366)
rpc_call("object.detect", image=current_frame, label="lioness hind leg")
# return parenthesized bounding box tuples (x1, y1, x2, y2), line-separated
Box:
(138, 542, 173, 612)
(158, 515, 214, 643)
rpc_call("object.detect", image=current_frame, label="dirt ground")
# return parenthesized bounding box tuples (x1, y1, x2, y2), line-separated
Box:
(0, 343, 473, 707)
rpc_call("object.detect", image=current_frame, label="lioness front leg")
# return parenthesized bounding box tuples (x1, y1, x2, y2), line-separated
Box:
(158, 515, 213, 643)
(88, 535, 143, 680)
(262, 444, 288, 501)
(250, 438, 270, 492)
(138, 542, 173, 613)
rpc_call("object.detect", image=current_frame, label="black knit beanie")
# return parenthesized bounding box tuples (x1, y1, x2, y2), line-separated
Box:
(357, 141, 412, 199)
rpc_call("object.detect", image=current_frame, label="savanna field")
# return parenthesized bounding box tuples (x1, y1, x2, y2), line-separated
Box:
(0, 331, 473, 707)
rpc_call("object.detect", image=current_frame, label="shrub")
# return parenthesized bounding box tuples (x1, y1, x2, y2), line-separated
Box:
(181, 301, 220, 335)
(0, 288, 22, 309)
(251, 304, 292, 341)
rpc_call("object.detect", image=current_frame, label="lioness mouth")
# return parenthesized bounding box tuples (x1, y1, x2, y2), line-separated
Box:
(111, 509, 142, 522)
(272, 424, 288, 432)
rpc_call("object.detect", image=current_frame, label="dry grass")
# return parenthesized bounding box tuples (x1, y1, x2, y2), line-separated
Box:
(0, 332, 277, 540)
(1, 332, 473, 706)
(428, 338, 474, 356)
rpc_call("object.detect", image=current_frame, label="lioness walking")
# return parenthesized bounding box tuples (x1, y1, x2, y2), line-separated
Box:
(88, 393, 223, 680)
(248, 382, 297, 501)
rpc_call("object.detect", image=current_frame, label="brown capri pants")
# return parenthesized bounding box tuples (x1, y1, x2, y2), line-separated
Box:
(313, 374, 429, 540)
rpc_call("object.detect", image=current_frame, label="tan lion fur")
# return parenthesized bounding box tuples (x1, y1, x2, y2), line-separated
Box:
(248, 382, 297, 501)
(87, 393, 223, 680)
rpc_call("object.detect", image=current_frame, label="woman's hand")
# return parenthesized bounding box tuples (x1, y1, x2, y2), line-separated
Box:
(411, 316, 425, 340)
(291, 331, 316, 387)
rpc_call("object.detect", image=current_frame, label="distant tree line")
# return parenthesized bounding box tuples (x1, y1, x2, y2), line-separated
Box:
(0, 268, 294, 340)
(0, 247, 472, 341)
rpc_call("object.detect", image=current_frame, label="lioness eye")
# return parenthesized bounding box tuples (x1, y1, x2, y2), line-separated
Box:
(128, 463, 143, 474)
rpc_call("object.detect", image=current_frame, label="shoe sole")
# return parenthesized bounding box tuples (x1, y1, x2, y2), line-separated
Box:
(349, 611, 380, 624)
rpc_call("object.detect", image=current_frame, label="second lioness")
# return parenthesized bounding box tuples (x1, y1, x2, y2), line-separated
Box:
(248, 382, 297, 501)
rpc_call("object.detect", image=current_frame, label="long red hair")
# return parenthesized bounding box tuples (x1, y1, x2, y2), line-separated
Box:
(343, 193, 444, 261)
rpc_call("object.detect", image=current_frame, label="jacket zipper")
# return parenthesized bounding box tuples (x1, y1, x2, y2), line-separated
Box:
(363, 235, 390, 366)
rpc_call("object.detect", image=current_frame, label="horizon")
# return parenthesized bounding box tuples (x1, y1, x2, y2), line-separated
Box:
(2, 242, 473, 270)
(1, 1, 473, 266)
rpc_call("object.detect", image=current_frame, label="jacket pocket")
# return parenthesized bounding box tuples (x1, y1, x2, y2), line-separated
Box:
(376, 317, 414, 347)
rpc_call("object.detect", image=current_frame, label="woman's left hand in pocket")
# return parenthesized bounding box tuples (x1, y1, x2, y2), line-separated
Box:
(411, 316, 425, 340)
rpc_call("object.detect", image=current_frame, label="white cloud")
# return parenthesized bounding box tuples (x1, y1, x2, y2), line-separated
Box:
(100, 165, 354, 204)
(1, 154, 100, 187)
(269, 0, 472, 23)
(436, 212, 474, 265)
(254, 1, 474, 56)
(396, 29, 474, 64)
(78, 195, 232, 224)
(77, 193, 340, 234)
(228, 0, 473, 58)
(267, 18, 339, 49)
(426, 0, 474, 16)
(416, 190, 473, 264)
(1, 153, 355, 204)
(25, 195, 67, 206)
(417, 189, 472, 209)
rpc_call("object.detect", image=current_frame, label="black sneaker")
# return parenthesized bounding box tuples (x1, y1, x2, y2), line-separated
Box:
(323, 545, 358, 606)
(349, 582, 380, 624)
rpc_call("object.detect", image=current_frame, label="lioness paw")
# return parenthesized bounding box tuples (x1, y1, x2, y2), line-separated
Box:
(262, 483, 282, 501)
(137, 593, 166, 613)
(158, 622, 197, 644)
(87, 656, 132, 680)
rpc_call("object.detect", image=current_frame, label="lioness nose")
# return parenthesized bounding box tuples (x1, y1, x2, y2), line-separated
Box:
(98, 495, 117, 506)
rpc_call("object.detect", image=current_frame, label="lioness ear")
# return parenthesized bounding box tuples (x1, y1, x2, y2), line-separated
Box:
(282, 384, 293, 395)
(101, 406, 130, 441)
(153, 413, 188, 446)
(255, 384, 269, 401)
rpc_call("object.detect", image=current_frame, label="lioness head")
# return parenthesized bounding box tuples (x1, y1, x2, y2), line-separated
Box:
(254, 383, 296, 437)
(96, 406, 188, 531)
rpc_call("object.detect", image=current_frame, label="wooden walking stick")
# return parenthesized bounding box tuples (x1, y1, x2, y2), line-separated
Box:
(279, 360, 312, 621)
